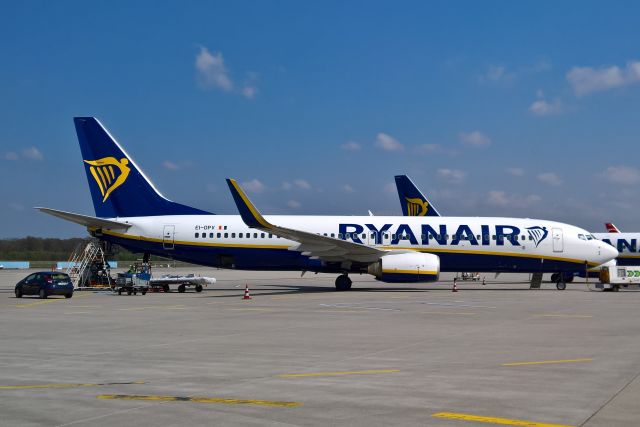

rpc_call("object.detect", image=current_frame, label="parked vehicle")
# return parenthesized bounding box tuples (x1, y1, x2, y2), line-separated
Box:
(14, 272, 74, 299)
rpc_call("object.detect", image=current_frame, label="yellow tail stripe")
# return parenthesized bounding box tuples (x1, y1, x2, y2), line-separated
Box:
(89, 167, 105, 196)
(432, 412, 573, 427)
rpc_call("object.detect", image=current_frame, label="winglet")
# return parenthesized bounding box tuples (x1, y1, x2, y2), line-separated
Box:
(226, 179, 273, 230)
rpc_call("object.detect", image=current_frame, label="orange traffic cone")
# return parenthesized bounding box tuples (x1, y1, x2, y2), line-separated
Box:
(243, 284, 252, 300)
(452, 278, 458, 292)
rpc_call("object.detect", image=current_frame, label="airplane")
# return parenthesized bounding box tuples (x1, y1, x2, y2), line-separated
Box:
(394, 174, 637, 277)
(37, 118, 618, 291)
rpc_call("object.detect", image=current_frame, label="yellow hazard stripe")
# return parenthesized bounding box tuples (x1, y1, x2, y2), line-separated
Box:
(432, 412, 573, 427)
(382, 269, 438, 275)
(97, 394, 301, 407)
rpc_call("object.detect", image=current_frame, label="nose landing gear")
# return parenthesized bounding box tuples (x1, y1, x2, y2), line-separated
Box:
(335, 274, 352, 291)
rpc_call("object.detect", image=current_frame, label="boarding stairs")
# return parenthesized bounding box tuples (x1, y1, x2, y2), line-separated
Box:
(65, 240, 112, 289)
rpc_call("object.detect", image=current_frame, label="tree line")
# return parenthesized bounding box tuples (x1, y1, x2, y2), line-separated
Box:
(0, 236, 139, 261)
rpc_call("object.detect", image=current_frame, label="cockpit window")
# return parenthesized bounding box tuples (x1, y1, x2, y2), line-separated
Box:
(586, 235, 594, 240)
(578, 234, 586, 240)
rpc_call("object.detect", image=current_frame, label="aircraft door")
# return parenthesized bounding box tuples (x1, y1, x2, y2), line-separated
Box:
(552, 228, 563, 252)
(163, 225, 175, 250)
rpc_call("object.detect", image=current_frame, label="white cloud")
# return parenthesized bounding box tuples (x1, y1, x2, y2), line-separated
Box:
(529, 98, 563, 116)
(383, 182, 396, 194)
(281, 181, 292, 190)
(163, 160, 180, 171)
(22, 147, 43, 161)
(506, 168, 525, 176)
(341, 141, 361, 151)
(4, 151, 18, 161)
(342, 184, 355, 193)
(459, 131, 491, 148)
(537, 172, 563, 186)
(242, 85, 257, 99)
(600, 166, 640, 185)
(375, 133, 404, 151)
(437, 168, 466, 184)
(293, 179, 311, 190)
(486, 191, 542, 208)
(286, 200, 301, 209)
(195, 46, 233, 91)
(242, 179, 265, 193)
(567, 61, 640, 96)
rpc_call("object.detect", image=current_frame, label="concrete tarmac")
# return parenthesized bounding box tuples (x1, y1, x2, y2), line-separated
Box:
(1, 268, 639, 427)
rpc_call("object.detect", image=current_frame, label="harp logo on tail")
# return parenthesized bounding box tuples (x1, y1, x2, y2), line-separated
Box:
(405, 197, 429, 216)
(526, 226, 549, 248)
(84, 157, 131, 202)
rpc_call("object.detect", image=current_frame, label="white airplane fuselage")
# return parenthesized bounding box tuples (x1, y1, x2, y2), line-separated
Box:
(94, 214, 616, 275)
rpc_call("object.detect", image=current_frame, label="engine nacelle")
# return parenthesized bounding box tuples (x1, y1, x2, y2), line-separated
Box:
(368, 252, 440, 283)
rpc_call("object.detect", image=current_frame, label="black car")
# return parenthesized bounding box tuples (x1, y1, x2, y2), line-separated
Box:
(15, 272, 74, 299)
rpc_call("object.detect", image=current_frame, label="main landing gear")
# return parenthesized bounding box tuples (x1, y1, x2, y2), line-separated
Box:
(335, 274, 352, 291)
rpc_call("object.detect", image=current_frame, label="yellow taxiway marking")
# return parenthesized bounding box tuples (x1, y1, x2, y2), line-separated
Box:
(97, 394, 301, 407)
(279, 369, 400, 378)
(432, 412, 573, 427)
(0, 381, 144, 390)
(15, 299, 66, 308)
(534, 314, 592, 319)
(502, 358, 592, 367)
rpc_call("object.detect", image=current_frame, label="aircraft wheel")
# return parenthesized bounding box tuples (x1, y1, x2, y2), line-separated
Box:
(195, 284, 203, 293)
(556, 280, 566, 291)
(335, 274, 352, 291)
(178, 284, 186, 293)
(550, 273, 559, 283)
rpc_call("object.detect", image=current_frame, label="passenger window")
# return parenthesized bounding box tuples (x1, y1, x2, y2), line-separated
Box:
(323, 233, 327, 236)
(254, 233, 257, 238)
(492, 235, 496, 240)
(384, 234, 389, 239)
(361, 234, 366, 239)
(239, 233, 243, 238)
(269, 234, 273, 238)
(261, 233, 265, 238)
(476, 235, 481, 240)
(391, 234, 396, 240)
(209, 233, 214, 238)
(224, 233, 228, 238)
(231, 233, 236, 238)
(331, 233, 335, 238)
(338, 233, 344, 239)
(217, 233, 221, 238)
(195, 233, 199, 238)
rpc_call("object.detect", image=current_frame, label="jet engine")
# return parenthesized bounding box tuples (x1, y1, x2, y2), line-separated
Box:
(367, 252, 440, 283)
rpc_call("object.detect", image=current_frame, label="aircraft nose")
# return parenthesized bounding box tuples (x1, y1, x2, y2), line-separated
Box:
(599, 241, 619, 262)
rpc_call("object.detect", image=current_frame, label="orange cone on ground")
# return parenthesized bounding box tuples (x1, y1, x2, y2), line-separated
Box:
(452, 278, 458, 292)
(243, 284, 252, 300)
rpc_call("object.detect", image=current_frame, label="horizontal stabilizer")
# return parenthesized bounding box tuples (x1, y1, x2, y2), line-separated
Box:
(36, 207, 132, 230)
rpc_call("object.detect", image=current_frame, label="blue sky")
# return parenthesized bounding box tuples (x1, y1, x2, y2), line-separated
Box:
(2, 1, 640, 238)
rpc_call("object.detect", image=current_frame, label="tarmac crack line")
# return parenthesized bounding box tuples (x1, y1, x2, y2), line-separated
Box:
(578, 369, 640, 427)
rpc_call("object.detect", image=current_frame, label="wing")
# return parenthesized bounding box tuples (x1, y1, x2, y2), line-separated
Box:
(226, 179, 389, 264)
(36, 207, 132, 230)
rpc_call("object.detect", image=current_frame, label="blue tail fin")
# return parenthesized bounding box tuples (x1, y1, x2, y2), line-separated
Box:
(74, 117, 211, 218)
(394, 175, 441, 217)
